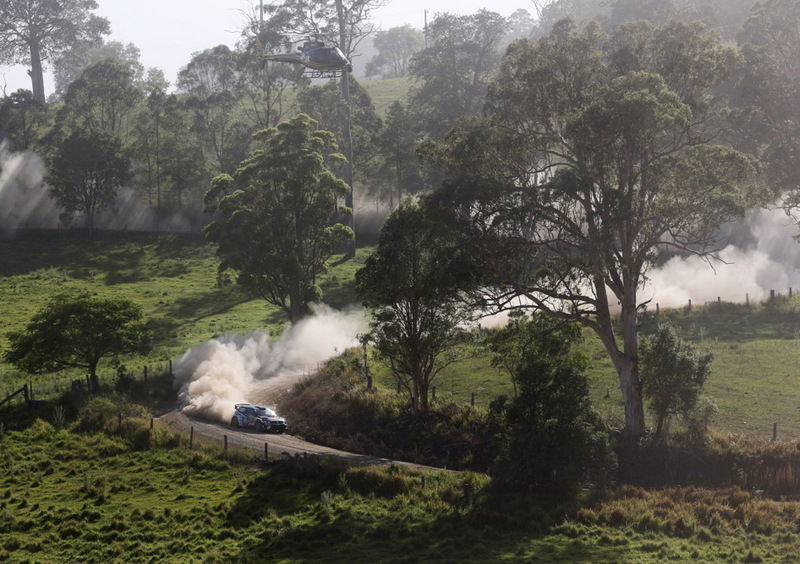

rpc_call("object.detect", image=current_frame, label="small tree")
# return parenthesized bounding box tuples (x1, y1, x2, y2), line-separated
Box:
(356, 200, 468, 411)
(4, 292, 151, 391)
(489, 313, 613, 492)
(47, 128, 131, 235)
(204, 113, 353, 323)
(640, 324, 713, 437)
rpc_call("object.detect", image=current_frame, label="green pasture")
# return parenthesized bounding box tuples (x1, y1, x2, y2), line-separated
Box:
(0, 418, 794, 563)
(3, 234, 800, 440)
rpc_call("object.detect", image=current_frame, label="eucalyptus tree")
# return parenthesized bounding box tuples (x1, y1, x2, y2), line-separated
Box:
(428, 20, 766, 436)
(52, 40, 144, 100)
(371, 101, 423, 208)
(59, 58, 143, 139)
(263, 0, 387, 255)
(356, 200, 468, 411)
(736, 0, 800, 207)
(237, 12, 306, 130)
(47, 128, 131, 235)
(0, 0, 109, 102)
(0, 89, 49, 151)
(366, 25, 423, 78)
(296, 78, 381, 183)
(178, 45, 253, 174)
(204, 114, 353, 323)
(408, 10, 507, 139)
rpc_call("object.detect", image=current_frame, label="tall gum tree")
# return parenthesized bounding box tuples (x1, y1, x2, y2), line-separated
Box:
(204, 114, 353, 323)
(0, 0, 109, 102)
(428, 20, 767, 436)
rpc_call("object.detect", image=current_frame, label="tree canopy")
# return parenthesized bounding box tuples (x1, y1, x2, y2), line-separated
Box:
(0, 0, 109, 102)
(427, 19, 766, 436)
(204, 113, 353, 323)
(356, 200, 469, 411)
(4, 292, 151, 391)
(47, 128, 131, 234)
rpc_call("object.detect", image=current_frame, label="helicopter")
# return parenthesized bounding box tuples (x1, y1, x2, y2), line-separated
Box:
(263, 38, 352, 78)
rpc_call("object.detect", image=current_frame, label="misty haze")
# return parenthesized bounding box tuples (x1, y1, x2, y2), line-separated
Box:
(2, 0, 800, 561)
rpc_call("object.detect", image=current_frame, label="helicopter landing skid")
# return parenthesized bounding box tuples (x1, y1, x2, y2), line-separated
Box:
(303, 69, 345, 79)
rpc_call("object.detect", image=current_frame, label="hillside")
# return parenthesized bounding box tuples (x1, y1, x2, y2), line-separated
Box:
(0, 410, 794, 563)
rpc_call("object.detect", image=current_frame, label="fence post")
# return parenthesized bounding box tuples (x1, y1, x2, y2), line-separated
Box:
(717, 296, 721, 305)
(144, 366, 148, 382)
(771, 289, 776, 300)
(746, 293, 750, 306)
(656, 303, 659, 315)
(773, 422, 778, 442)
(169, 359, 173, 376)
(471, 392, 475, 407)
(264, 442, 269, 462)
(223, 435, 228, 454)
(189, 426, 194, 449)
(790, 288, 794, 298)
(688, 299, 692, 311)
(150, 417, 154, 430)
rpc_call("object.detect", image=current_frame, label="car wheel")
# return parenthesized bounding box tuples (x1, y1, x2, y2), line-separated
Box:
(231, 416, 239, 428)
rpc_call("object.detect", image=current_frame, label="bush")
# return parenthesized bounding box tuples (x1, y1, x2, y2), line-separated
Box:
(488, 314, 615, 492)
(640, 323, 713, 437)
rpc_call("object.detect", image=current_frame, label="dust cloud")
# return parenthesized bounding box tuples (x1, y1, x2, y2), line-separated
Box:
(644, 207, 800, 307)
(172, 305, 367, 422)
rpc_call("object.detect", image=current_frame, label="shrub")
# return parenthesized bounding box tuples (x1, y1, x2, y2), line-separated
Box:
(640, 323, 713, 437)
(488, 314, 616, 493)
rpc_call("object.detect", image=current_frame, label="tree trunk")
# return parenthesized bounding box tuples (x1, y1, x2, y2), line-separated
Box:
(616, 356, 646, 437)
(595, 295, 646, 437)
(89, 363, 100, 392)
(29, 39, 46, 103)
(335, 0, 356, 259)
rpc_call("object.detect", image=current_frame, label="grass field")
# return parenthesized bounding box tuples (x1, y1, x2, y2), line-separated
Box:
(1, 413, 796, 563)
(0, 233, 369, 395)
(3, 233, 800, 441)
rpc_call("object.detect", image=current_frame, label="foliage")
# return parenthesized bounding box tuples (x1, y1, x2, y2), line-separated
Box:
(0, 89, 49, 151)
(263, 0, 383, 60)
(204, 113, 353, 322)
(52, 40, 145, 101)
(178, 45, 253, 175)
(4, 291, 151, 391)
(296, 77, 382, 178)
(357, 200, 470, 410)
(488, 314, 614, 492)
(369, 100, 423, 207)
(426, 19, 766, 436)
(280, 350, 502, 471)
(533, 0, 758, 39)
(236, 19, 305, 130)
(58, 58, 143, 138)
(408, 9, 508, 139)
(640, 324, 713, 436)
(0, 0, 109, 101)
(736, 0, 800, 209)
(366, 25, 424, 78)
(46, 128, 131, 233)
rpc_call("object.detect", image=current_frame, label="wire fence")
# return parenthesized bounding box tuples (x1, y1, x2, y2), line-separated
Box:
(0, 360, 174, 406)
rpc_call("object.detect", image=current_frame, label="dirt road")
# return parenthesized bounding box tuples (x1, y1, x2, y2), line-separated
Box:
(159, 372, 444, 471)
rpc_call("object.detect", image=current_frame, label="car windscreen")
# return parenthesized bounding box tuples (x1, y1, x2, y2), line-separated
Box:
(254, 407, 276, 417)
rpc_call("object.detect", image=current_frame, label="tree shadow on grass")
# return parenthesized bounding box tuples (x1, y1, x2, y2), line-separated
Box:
(226, 458, 630, 563)
(164, 288, 252, 324)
